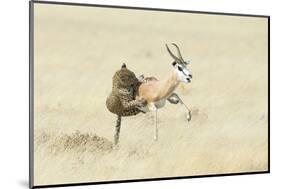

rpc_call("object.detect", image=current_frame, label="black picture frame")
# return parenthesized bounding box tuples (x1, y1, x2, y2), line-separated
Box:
(29, 1, 270, 188)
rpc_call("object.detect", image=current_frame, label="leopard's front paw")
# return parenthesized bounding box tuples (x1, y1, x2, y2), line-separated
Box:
(137, 99, 147, 107)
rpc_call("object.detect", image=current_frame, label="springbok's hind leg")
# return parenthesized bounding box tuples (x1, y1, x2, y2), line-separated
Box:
(148, 103, 158, 141)
(154, 109, 158, 141)
(114, 115, 122, 145)
(168, 93, 192, 122)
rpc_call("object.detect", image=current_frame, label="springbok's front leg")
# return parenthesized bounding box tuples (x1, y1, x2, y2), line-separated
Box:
(168, 93, 192, 121)
(148, 103, 158, 141)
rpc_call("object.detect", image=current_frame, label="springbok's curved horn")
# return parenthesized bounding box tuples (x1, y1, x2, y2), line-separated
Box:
(166, 44, 180, 62)
(171, 43, 184, 61)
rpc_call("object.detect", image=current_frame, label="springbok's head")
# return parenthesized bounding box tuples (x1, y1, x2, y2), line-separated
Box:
(166, 43, 192, 83)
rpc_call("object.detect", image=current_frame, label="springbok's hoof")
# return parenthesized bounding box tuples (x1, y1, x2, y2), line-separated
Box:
(186, 112, 192, 122)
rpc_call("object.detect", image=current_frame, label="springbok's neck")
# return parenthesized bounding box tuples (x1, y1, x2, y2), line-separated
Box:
(158, 69, 180, 99)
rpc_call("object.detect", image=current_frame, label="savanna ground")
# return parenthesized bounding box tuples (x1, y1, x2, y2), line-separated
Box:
(33, 3, 268, 186)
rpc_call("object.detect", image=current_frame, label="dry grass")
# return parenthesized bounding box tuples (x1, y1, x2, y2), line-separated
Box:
(33, 4, 268, 186)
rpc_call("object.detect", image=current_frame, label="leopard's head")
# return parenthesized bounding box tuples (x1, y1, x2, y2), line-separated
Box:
(113, 63, 139, 89)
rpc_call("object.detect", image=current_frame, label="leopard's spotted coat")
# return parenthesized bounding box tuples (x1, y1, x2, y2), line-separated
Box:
(106, 64, 146, 145)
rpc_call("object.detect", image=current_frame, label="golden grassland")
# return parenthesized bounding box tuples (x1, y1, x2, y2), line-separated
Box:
(33, 4, 268, 185)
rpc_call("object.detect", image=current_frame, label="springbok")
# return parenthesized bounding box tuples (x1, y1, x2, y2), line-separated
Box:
(136, 43, 192, 141)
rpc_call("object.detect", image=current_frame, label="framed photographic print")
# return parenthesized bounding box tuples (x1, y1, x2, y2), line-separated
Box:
(29, 0, 270, 188)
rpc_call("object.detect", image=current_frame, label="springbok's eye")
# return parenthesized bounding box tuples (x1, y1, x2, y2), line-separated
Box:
(178, 66, 183, 71)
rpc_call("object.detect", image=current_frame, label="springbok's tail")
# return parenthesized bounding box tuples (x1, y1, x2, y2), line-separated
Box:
(114, 115, 122, 145)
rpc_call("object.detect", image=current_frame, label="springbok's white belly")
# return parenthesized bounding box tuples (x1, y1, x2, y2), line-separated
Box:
(139, 99, 166, 112)
(154, 99, 166, 109)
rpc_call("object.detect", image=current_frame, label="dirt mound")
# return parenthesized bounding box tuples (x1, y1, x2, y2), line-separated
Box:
(36, 131, 113, 154)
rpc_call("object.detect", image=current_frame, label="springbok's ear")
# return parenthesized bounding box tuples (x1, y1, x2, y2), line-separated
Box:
(121, 63, 127, 69)
(172, 61, 177, 66)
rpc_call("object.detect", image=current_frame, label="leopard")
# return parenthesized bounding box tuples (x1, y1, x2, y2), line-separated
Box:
(106, 63, 147, 145)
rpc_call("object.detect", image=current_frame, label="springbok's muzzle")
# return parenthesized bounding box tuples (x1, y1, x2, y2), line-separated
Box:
(186, 74, 192, 83)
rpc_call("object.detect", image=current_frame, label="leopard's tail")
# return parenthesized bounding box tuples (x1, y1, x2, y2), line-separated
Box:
(114, 115, 122, 145)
